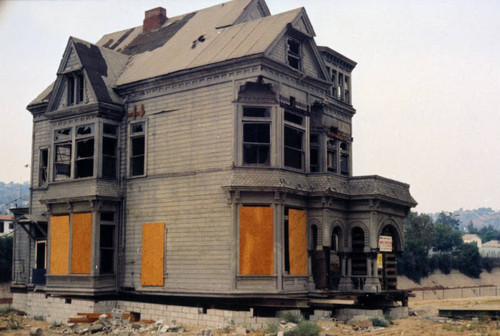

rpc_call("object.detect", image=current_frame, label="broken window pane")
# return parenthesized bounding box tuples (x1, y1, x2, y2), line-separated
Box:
(75, 138, 94, 178)
(284, 126, 303, 169)
(39, 149, 48, 186)
(77, 124, 94, 136)
(54, 128, 72, 141)
(131, 123, 144, 134)
(54, 144, 71, 180)
(243, 123, 270, 165)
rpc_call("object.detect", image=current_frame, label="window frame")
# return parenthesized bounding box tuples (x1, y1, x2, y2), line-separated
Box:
(241, 106, 272, 166)
(75, 124, 95, 179)
(53, 128, 73, 181)
(102, 123, 119, 179)
(128, 121, 147, 177)
(99, 211, 117, 275)
(67, 72, 84, 106)
(39, 148, 49, 187)
(283, 109, 306, 171)
(287, 38, 301, 70)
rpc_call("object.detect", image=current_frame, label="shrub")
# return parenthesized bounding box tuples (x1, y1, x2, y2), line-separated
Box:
(264, 322, 279, 334)
(371, 317, 389, 327)
(284, 321, 321, 336)
(282, 311, 303, 324)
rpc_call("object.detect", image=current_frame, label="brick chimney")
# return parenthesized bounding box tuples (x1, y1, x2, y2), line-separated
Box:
(143, 7, 167, 32)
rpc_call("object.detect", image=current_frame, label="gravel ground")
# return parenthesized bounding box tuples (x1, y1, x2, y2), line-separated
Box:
(1, 297, 500, 335)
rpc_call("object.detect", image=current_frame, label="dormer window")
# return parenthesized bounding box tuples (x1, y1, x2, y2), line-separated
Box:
(67, 73, 84, 106)
(287, 38, 301, 70)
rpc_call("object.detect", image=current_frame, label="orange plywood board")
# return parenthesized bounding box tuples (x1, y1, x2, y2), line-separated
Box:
(239, 206, 274, 275)
(50, 215, 69, 275)
(288, 209, 307, 275)
(141, 222, 165, 286)
(71, 213, 92, 274)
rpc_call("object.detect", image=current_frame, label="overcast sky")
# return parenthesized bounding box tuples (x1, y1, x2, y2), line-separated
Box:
(0, 0, 499, 214)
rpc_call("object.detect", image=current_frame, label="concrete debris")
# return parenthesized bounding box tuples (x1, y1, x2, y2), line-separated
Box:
(29, 327, 43, 336)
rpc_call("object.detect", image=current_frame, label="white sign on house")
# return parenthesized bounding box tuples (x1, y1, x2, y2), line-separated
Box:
(379, 235, 393, 252)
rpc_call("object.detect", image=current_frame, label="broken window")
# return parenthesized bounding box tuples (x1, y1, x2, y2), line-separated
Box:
(67, 73, 84, 106)
(102, 124, 118, 178)
(75, 124, 94, 178)
(287, 38, 301, 70)
(242, 107, 270, 165)
(54, 143, 72, 180)
(39, 149, 48, 186)
(99, 212, 115, 274)
(130, 122, 145, 176)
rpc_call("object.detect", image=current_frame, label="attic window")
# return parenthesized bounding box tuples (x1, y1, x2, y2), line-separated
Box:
(67, 73, 84, 106)
(287, 38, 301, 70)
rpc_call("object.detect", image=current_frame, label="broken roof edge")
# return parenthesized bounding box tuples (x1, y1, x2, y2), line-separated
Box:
(28, 81, 55, 111)
(115, 53, 267, 92)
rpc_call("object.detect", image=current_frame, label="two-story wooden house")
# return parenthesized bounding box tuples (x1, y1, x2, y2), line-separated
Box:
(13, 0, 416, 316)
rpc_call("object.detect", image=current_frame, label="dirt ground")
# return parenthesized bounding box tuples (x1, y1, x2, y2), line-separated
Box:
(1, 297, 500, 336)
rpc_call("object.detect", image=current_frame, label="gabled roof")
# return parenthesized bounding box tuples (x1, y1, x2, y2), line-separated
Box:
(31, 0, 329, 106)
(44, 37, 129, 111)
(107, 3, 305, 86)
(71, 37, 129, 105)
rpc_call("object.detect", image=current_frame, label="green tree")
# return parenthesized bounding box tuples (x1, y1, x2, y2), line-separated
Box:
(454, 242, 482, 278)
(436, 212, 461, 230)
(398, 212, 434, 282)
(433, 223, 462, 252)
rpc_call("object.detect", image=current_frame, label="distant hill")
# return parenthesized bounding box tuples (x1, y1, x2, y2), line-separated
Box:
(432, 208, 500, 231)
(0, 182, 29, 214)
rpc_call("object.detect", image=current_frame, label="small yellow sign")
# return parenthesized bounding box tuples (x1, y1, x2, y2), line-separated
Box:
(377, 253, 383, 269)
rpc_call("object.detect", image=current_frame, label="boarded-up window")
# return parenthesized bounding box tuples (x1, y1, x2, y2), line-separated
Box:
(49, 215, 69, 275)
(239, 206, 274, 275)
(141, 222, 165, 286)
(71, 213, 92, 274)
(288, 209, 307, 275)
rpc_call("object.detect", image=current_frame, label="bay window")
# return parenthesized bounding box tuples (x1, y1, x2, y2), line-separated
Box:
(283, 110, 305, 170)
(242, 107, 271, 165)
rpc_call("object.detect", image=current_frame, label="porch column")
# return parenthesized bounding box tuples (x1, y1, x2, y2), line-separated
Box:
(338, 254, 353, 291)
(363, 253, 381, 292)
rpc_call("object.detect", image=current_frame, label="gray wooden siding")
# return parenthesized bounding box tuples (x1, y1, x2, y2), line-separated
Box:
(120, 81, 236, 292)
(302, 43, 322, 79)
(123, 171, 233, 292)
(32, 119, 51, 188)
(268, 37, 286, 64)
(144, 82, 234, 175)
